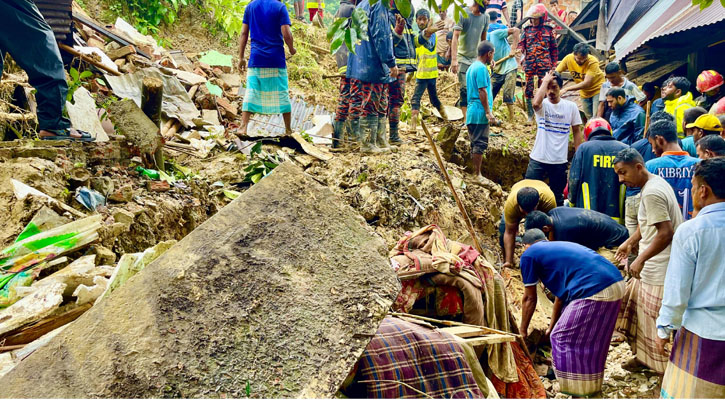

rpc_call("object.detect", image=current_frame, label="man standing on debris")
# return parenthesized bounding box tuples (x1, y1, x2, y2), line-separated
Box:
(597, 62, 646, 121)
(488, 14, 520, 123)
(556, 43, 605, 120)
(237, 0, 296, 138)
(346, 0, 398, 154)
(568, 118, 628, 221)
(524, 207, 629, 250)
(606, 87, 646, 145)
(519, 229, 624, 397)
(0, 0, 93, 141)
(434, 6, 455, 70)
(526, 71, 583, 206)
(662, 76, 697, 137)
(613, 148, 683, 374)
(332, 0, 358, 148)
(500, 179, 557, 269)
(307, 0, 325, 22)
(387, 3, 417, 145)
(517, 4, 557, 121)
(409, 9, 446, 134)
(657, 158, 725, 398)
(466, 41, 495, 182)
(646, 120, 701, 221)
(450, 0, 490, 119)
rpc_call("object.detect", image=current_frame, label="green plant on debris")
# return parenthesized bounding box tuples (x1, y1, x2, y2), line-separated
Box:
(66, 67, 93, 103)
(243, 142, 281, 184)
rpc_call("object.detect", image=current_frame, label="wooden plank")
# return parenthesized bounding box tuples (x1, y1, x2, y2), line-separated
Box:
(458, 335, 516, 346)
(438, 326, 487, 338)
(572, 20, 598, 32)
(58, 43, 121, 76)
(0, 304, 92, 346)
(389, 312, 519, 338)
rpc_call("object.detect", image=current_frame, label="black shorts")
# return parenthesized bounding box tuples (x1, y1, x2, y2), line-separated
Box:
(467, 123, 490, 154)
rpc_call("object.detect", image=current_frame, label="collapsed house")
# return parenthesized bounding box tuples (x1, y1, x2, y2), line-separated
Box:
(563, 0, 725, 85)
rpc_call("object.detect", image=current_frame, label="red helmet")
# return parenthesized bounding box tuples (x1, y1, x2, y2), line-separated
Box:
(696, 70, 724, 94)
(526, 4, 548, 19)
(713, 97, 725, 116)
(584, 117, 612, 140)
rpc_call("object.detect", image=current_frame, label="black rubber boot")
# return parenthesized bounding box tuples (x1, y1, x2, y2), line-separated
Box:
(389, 122, 401, 145)
(332, 120, 343, 149)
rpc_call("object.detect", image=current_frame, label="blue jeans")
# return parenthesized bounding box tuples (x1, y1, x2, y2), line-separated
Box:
(411, 78, 442, 111)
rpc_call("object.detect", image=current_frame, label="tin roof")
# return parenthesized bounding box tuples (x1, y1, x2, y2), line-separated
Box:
(646, 2, 725, 41)
(35, 0, 74, 43)
(613, 0, 690, 62)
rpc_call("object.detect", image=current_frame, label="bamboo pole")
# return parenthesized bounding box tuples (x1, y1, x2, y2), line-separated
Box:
(643, 100, 652, 138)
(389, 312, 519, 337)
(58, 43, 121, 76)
(420, 119, 482, 254)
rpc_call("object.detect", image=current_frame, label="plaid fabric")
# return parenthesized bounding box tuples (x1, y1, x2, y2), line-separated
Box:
(661, 327, 725, 398)
(242, 68, 291, 115)
(616, 279, 668, 373)
(388, 72, 406, 124)
(335, 76, 352, 122)
(552, 281, 624, 396)
(356, 316, 484, 398)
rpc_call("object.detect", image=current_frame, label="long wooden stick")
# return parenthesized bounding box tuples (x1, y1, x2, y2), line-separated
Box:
(358, 380, 433, 398)
(420, 119, 483, 254)
(439, 81, 458, 94)
(389, 312, 518, 337)
(58, 43, 122, 76)
(643, 100, 652, 138)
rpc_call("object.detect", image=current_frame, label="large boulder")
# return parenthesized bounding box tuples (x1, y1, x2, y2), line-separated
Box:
(0, 162, 400, 398)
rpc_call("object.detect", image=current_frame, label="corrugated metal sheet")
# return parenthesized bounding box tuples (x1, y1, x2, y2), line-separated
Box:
(613, 0, 688, 62)
(35, 0, 74, 43)
(616, 0, 725, 62)
(605, 0, 659, 48)
(238, 91, 332, 138)
(646, 2, 725, 41)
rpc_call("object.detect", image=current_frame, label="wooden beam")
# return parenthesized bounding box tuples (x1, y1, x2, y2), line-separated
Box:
(0, 304, 92, 346)
(58, 43, 121, 76)
(572, 20, 598, 32)
(71, 12, 151, 59)
(596, 0, 608, 50)
(458, 335, 516, 346)
(546, 9, 605, 61)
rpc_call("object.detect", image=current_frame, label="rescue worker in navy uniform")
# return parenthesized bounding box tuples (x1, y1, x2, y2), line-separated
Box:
(332, 0, 359, 148)
(387, 3, 417, 145)
(0, 0, 92, 141)
(568, 118, 629, 223)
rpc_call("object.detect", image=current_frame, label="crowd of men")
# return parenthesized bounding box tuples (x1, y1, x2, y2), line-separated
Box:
(236, 0, 725, 398)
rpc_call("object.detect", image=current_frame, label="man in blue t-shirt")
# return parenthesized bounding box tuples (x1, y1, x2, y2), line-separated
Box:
(518, 229, 624, 396)
(465, 40, 496, 185)
(487, 13, 519, 123)
(238, 0, 296, 139)
(646, 119, 701, 220)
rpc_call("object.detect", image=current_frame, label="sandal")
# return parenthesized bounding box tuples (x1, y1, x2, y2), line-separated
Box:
(40, 128, 95, 142)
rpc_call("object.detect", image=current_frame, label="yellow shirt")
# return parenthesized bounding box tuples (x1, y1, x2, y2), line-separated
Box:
(503, 179, 557, 223)
(556, 54, 605, 99)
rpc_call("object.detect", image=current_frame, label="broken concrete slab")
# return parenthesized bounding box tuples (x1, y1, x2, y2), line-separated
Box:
(65, 87, 110, 142)
(0, 163, 400, 398)
(0, 282, 65, 337)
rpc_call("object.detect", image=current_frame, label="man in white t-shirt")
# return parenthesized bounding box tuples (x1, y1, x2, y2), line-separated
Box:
(613, 147, 683, 374)
(525, 70, 583, 206)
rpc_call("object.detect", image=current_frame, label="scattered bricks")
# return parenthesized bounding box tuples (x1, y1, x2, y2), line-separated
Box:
(90, 176, 114, 196)
(219, 73, 241, 89)
(146, 180, 170, 192)
(114, 59, 126, 68)
(14, 147, 59, 161)
(90, 245, 117, 266)
(112, 209, 135, 227)
(69, 167, 91, 188)
(106, 45, 136, 61)
(107, 184, 134, 203)
(216, 97, 238, 119)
